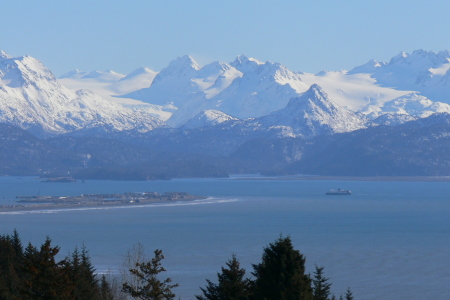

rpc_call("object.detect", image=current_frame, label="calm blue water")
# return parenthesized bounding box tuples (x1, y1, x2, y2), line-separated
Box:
(1, 176, 449, 300)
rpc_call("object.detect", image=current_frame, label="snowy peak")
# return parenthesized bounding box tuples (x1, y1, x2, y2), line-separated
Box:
(360, 92, 450, 120)
(174, 55, 201, 70)
(232, 54, 263, 65)
(350, 50, 450, 75)
(0, 50, 12, 59)
(58, 66, 159, 102)
(389, 50, 450, 69)
(197, 61, 231, 77)
(0, 54, 57, 88)
(230, 55, 264, 73)
(59, 69, 89, 79)
(390, 50, 450, 66)
(81, 70, 125, 82)
(52, 50, 450, 135)
(0, 52, 164, 136)
(164, 56, 308, 127)
(347, 50, 450, 103)
(285, 84, 346, 116)
(182, 110, 238, 129)
(109, 67, 158, 96)
(120, 67, 156, 81)
(122, 56, 242, 109)
(259, 84, 366, 137)
(231, 57, 306, 92)
(389, 51, 409, 64)
(348, 59, 386, 74)
(287, 84, 328, 107)
(153, 55, 200, 81)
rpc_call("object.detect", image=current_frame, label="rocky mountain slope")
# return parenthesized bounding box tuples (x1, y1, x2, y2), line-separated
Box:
(0, 51, 164, 137)
(0, 123, 228, 179)
(266, 113, 450, 176)
(256, 84, 366, 137)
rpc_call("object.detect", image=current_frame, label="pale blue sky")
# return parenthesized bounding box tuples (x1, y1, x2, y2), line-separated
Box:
(2, 0, 450, 76)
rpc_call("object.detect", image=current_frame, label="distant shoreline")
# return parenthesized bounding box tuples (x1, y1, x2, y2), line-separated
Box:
(232, 175, 450, 182)
(5, 175, 450, 183)
(0, 195, 206, 213)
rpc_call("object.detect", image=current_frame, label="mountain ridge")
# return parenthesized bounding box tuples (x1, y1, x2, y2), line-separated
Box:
(55, 49, 450, 132)
(0, 51, 164, 137)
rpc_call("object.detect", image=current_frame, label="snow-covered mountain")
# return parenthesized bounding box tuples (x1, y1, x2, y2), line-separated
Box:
(58, 66, 170, 121)
(122, 55, 204, 107)
(80, 70, 125, 82)
(360, 93, 450, 119)
(182, 110, 238, 129)
(178, 84, 366, 139)
(196, 56, 308, 120)
(0, 51, 164, 137)
(371, 113, 418, 126)
(117, 53, 439, 127)
(59, 69, 89, 79)
(256, 84, 366, 137)
(54, 50, 450, 132)
(298, 70, 411, 111)
(121, 55, 247, 126)
(349, 49, 450, 103)
(139, 55, 311, 127)
(61, 67, 157, 96)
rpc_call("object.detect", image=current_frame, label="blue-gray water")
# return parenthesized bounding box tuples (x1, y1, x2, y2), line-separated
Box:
(1, 176, 449, 300)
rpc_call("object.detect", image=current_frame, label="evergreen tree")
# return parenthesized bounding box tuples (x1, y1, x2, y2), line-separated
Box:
(99, 275, 115, 300)
(196, 254, 252, 300)
(68, 247, 82, 296)
(80, 245, 100, 299)
(122, 249, 178, 300)
(10, 229, 23, 260)
(21, 238, 75, 300)
(67, 245, 100, 300)
(312, 265, 331, 300)
(344, 288, 353, 300)
(252, 235, 313, 300)
(0, 231, 23, 299)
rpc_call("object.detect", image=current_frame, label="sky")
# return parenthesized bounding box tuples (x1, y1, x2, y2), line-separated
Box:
(2, 0, 450, 76)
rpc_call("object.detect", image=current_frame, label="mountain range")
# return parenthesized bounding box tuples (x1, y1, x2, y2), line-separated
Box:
(57, 50, 450, 128)
(0, 51, 163, 137)
(2, 49, 450, 178)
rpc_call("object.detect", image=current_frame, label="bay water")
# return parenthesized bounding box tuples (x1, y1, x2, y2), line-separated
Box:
(0, 176, 449, 299)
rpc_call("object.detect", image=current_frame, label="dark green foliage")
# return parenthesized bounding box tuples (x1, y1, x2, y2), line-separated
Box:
(0, 231, 106, 300)
(344, 288, 353, 300)
(1, 232, 355, 300)
(252, 235, 313, 300)
(312, 265, 331, 300)
(0, 230, 23, 299)
(122, 249, 178, 299)
(21, 237, 75, 299)
(196, 254, 252, 300)
(67, 245, 100, 299)
(99, 275, 115, 300)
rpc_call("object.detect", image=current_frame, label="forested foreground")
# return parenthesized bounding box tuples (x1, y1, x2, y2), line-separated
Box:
(0, 231, 354, 300)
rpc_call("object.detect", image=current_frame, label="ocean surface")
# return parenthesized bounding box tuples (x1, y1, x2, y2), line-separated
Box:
(1, 175, 449, 299)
